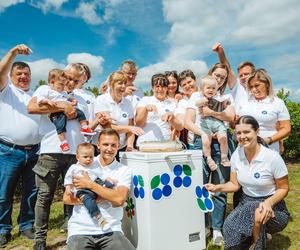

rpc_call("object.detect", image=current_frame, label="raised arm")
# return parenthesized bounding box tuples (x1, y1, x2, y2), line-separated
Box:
(212, 42, 237, 90)
(0, 44, 31, 91)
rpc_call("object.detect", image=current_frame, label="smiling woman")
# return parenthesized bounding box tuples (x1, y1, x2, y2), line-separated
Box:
(205, 115, 290, 250)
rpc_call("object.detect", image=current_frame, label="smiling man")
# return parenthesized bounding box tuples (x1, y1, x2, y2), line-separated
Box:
(0, 44, 41, 247)
(63, 128, 135, 250)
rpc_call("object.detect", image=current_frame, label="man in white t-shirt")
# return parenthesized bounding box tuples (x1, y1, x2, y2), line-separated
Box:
(0, 45, 41, 247)
(63, 128, 135, 250)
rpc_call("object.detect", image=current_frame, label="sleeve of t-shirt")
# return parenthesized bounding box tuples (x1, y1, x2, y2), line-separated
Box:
(136, 96, 149, 108)
(230, 148, 239, 173)
(270, 152, 288, 179)
(276, 98, 290, 121)
(115, 165, 132, 190)
(64, 165, 76, 186)
(33, 85, 50, 103)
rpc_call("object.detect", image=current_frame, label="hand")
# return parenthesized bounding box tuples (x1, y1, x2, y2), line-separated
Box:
(258, 200, 275, 224)
(72, 171, 93, 190)
(171, 129, 180, 140)
(204, 183, 218, 193)
(161, 112, 174, 122)
(200, 106, 213, 117)
(99, 83, 108, 94)
(174, 93, 183, 102)
(96, 112, 112, 126)
(106, 177, 119, 186)
(40, 99, 57, 107)
(63, 103, 77, 119)
(129, 126, 145, 136)
(195, 98, 208, 108)
(212, 42, 223, 53)
(145, 104, 157, 113)
(11, 44, 32, 55)
(65, 186, 73, 197)
(124, 86, 137, 96)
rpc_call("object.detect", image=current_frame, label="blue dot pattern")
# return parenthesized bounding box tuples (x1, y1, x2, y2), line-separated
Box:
(172, 164, 192, 188)
(133, 175, 145, 199)
(151, 173, 173, 201)
(195, 185, 214, 212)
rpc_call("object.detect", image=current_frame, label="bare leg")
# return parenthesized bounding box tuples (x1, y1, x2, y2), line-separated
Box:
(202, 133, 217, 171)
(217, 133, 230, 167)
(253, 208, 262, 244)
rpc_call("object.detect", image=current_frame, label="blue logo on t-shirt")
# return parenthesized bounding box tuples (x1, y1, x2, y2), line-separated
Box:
(122, 113, 127, 118)
(136, 97, 140, 101)
(86, 100, 91, 104)
(262, 110, 267, 115)
(254, 172, 260, 179)
(165, 109, 170, 112)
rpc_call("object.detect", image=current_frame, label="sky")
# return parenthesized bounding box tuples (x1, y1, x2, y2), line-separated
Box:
(1, 0, 300, 101)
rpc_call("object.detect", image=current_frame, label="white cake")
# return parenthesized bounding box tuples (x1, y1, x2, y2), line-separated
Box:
(139, 140, 183, 152)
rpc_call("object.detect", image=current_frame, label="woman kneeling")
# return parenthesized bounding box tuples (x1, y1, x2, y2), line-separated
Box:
(206, 115, 289, 250)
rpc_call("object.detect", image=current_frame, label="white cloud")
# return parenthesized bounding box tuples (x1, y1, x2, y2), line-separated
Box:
(135, 59, 208, 90)
(27, 58, 64, 86)
(0, 0, 24, 13)
(75, 1, 102, 25)
(292, 88, 300, 101)
(26, 52, 105, 88)
(32, 0, 68, 13)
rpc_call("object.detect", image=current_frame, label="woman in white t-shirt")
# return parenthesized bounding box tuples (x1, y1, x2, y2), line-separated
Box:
(236, 69, 291, 153)
(94, 71, 144, 156)
(206, 115, 289, 250)
(184, 63, 235, 246)
(135, 73, 183, 146)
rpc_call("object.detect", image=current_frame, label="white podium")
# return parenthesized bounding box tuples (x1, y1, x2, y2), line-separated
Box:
(121, 150, 208, 250)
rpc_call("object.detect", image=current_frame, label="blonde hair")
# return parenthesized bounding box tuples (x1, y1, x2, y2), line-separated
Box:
(76, 142, 94, 155)
(199, 75, 217, 92)
(247, 69, 274, 99)
(108, 71, 127, 89)
(48, 68, 65, 83)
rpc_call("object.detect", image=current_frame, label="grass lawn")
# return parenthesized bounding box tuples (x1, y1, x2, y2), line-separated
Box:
(6, 163, 300, 250)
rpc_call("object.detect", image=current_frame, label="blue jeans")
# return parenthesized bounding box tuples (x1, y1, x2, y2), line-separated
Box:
(50, 108, 86, 134)
(194, 131, 236, 230)
(76, 179, 115, 218)
(0, 142, 40, 234)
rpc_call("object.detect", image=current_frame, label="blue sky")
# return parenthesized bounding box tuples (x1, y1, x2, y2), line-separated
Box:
(1, 0, 300, 101)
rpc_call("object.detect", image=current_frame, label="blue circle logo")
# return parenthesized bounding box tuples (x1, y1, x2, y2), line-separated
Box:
(133, 175, 145, 199)
(262, 111, 267, 115)
(254, 172, 260, 179)
(172, 164, 192, 188)
(150, 173, 173, 201)
(86, 100, 91, 104)
(195, 186, 214, 212)
(122, 113, 128, 118)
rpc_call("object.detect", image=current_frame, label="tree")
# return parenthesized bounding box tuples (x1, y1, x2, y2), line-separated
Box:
(34, 80, 46, 90)
(85, 86, 100, 97)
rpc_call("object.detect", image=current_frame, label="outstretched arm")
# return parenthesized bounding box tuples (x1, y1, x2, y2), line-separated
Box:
(212, 42, 237, 90)
(0, 44, 32, 91)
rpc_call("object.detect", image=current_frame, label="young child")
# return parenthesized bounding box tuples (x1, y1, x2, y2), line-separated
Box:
(196, 75, 231, 170)
(64, 143, 115, 230)
(37, 69, 95, 152)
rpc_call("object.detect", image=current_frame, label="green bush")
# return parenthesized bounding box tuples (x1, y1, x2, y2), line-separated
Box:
(277, 89, 300, 160)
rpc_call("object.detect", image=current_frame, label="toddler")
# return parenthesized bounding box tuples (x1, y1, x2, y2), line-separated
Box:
(196, 75, 231, 170)
(37, 69, 95, 152)
(64, 143, 115, 230)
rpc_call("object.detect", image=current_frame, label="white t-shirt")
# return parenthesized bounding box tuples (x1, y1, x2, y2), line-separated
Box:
(64, 160, 104, 193)
(67, 158, 131, 240)
(231, 145, 288, 197)
(33, 85, 89, 154)
(124, 88, 143, 113)
(0, 83, 41, 145)
(136, 96, 177, 146)
(236, 96, 290, 152)
(36, 88, 72, 103)
(230, 82, 248, 111)
(94, 93, 134, 148)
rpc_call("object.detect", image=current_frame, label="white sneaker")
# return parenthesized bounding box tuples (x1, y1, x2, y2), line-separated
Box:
(212, 230, 223, 246)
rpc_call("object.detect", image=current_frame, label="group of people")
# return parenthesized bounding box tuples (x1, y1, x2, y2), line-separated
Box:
(0, 42, 291, 250)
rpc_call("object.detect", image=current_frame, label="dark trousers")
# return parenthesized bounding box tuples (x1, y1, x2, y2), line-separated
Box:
(33, 153, 77, 241)
(50, 108, 86, 134)
(76, 178, 114, 218)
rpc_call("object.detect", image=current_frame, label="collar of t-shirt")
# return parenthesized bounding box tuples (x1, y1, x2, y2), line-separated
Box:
(96, 156, 118, 169)
(106, 92, 125, 105)
(10, 82, 33, 96)
(238, 145, 266, 164)
(249, 95, 272, 104)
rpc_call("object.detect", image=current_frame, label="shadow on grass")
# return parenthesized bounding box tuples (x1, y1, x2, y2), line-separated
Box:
(267, 233, 291, 250)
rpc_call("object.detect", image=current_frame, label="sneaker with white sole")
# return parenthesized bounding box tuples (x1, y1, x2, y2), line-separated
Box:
(212, 229, 223, 246)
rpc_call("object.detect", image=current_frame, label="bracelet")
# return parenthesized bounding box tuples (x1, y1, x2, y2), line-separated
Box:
(268, 136, 273, 145)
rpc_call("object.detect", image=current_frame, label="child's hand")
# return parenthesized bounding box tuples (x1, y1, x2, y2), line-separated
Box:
(195, 98, 208, 107)
(106, 177, 118, 186)
(174, 93, 183, 102)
